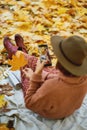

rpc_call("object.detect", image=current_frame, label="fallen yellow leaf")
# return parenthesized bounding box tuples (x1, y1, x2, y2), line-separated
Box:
(36, 24, 46, 32)
(8, 51, 28, 71)
(58, 7, 67, 15)
(0, 95, 7, 108)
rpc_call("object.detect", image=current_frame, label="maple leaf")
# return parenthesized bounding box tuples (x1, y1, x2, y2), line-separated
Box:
(15, 22, 32, 31)
(70, 0, 77, 7)
(13, 10, 29, 21)
(8, 51, 28, 71)
(36, 24, 46, 32)
(58, 7, 67, 15)
(43, 0, 57, 8)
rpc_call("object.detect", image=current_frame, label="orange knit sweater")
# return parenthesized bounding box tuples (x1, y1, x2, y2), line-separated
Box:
(24, 70, 87, 119)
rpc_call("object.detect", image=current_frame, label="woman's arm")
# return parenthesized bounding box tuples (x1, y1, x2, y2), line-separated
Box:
(23, 60, 45, 109)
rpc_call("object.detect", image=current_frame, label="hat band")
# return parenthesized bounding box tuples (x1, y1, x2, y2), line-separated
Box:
(59, 41, 81, 66)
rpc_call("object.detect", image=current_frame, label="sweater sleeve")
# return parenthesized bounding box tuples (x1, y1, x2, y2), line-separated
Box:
(24, 69, 61, 119)
(24, 71, 49, 109)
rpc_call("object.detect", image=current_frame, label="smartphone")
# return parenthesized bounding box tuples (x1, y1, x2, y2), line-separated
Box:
(38, 44, 52, 66)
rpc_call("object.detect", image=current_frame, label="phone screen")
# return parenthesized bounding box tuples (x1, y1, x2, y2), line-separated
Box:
(38, 44, 52, 66)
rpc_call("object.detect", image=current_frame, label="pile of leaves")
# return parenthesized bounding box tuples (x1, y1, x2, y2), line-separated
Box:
(0, 0, 87, 68)
(0, 0, 87, 50)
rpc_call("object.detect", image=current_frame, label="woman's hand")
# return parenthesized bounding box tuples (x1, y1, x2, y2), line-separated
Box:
(22, 68, 33, 79)
(35, 59, 45, 75)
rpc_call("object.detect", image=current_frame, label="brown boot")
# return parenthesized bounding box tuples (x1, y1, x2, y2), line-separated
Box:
(3, 36, 18, 59)
(15, 34, 28, 53)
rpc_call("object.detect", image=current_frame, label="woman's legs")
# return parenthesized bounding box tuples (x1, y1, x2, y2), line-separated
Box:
(3, 34, 28, 59)
(3, 35, 38, 96)
(20, 54, 38, 96)
(3, 36, 18, 59)
(15, 34, 28, 53)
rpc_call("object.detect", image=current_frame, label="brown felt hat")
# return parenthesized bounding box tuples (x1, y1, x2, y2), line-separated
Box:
(51, 35, 87, 76)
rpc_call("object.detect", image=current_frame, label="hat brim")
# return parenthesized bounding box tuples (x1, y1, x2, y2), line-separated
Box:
(51, 35, 87, 76)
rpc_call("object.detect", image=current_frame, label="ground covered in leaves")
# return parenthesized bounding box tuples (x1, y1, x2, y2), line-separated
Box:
(0, 0, 87, 78)
(0, 0, 87, 51)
